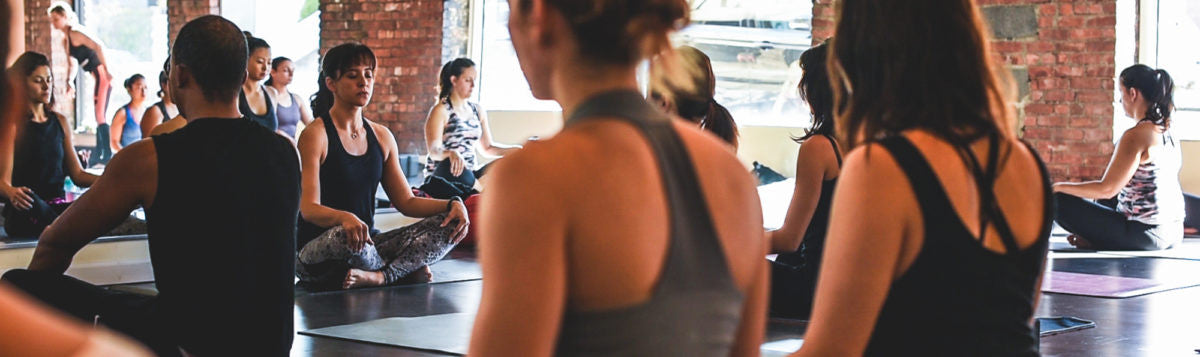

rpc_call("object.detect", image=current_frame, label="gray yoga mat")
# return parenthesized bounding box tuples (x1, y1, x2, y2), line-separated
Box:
(1041, 270, 1200, 298)
(429, 259, 483, 284)
(301, 312, 475, 355)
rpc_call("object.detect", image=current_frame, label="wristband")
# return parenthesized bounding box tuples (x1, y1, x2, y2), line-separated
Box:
(446, 196, 463, 211)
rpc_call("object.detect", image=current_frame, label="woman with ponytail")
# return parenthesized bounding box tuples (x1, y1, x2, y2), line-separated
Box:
(423, 58, 520, 189)
(649, 46, 739, 149)
(297, 43, 469, 290)
(1054, 65, 1183, 251)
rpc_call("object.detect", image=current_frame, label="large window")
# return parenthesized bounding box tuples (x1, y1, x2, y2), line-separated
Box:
(477, 0, 814, 127)
(1129, 0, 1200, 139)
(73, 0, 169, 131)
(221, 0, 321, 104)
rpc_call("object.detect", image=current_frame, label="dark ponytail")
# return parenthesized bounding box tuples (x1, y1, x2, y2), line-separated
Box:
(438, 58, 475, 108)
(1120, 64, 1174, 127)
(311, 43, 376, 120)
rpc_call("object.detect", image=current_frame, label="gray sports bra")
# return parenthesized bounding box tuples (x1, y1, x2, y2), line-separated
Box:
(555, 90, 745, 356)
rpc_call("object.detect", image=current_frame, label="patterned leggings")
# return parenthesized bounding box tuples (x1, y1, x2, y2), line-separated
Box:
(297, 214, 458, 286)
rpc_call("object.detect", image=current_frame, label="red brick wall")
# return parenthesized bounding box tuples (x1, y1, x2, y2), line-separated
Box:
(24, 0, 51, 56)
(319, 0, 444, 154)
(167, 0, 220, 49)
(984, 0, 1117, 181)
(810, 0, 1118, 181)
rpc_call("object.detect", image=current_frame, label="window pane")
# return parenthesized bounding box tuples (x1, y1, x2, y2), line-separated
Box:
(679, 0, 813, 127)
(477, 0, 813, 125)
(75, 0, 169, 129)
(478, 0, 560, 111)
(1155, 0, 1200, 138)
(221, 0, 322, 105)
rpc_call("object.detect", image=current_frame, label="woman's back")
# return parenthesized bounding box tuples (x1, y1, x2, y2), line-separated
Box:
(477, 92, 766, 355)
(1119, 122, 1184, 226)
(811, 130, 1050, 356)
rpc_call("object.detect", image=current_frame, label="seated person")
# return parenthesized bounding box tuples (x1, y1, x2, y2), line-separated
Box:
(2, 16, 300, 356)
(762, 42, 841, 320)
(240, 32, 278, 131)
(1054, 65, 1183, 251)
(468, 1, 768, 355)
(296, 43, 469, 290)
(1, 51, 98, 238)
(795, 1, 1050, 355)
(138, 59, 179, 138)
(648, 46, 739, 149)
(423, 58, 520, 190)
(109, 74, 147, 151)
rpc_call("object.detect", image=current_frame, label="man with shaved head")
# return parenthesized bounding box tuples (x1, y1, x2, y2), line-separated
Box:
(3, 15, 299, 356)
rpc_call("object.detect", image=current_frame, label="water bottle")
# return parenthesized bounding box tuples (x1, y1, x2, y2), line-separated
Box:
(63, 176, 76, 200)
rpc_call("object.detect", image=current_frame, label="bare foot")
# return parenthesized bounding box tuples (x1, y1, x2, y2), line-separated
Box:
(1066, 234, 1093, 249)
(1185, 227, 1198, 236)
(395, 266, 433, 285)
(343, 269, 385, 289)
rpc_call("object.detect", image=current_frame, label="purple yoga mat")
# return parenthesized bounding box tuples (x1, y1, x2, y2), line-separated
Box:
(1042, 271, 1200, 298)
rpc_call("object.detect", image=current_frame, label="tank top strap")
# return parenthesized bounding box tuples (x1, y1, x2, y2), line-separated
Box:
(823, 134, 842, 168)
(319, 115, 341, 154)
(361, 118, 381, 154)
(878, 136, 958, 231)
(565, 90, 735, 291)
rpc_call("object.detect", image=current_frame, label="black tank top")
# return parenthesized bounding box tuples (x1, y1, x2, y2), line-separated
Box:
(66, 30, 102, 73)
(296, 115, 383, 250)
(12, 110, 66, 200)
(148, 118, 299, 356)
(865, 135, 1050, 356)
(239, 85, 278, 132)
(775, 134, 841, 278)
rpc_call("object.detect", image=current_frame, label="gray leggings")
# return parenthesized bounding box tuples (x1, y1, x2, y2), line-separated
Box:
(297, 214, 458, 286)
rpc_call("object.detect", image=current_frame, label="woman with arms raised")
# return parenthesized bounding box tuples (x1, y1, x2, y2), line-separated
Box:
(794, 0, 1051, 355)
(468, 0, 768, 355)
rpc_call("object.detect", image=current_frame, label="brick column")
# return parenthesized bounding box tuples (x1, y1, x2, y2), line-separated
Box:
(814, 0, 1118, 181)
(167, 0, 220, 48)
(320, 0, 444, 154)
(811, 0, 836, 45)
(24, 0, 51, 56)
(982, 0, 1117, 181)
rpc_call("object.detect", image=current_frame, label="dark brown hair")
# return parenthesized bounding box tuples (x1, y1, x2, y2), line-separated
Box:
(515, 0, 690, 67)
(1119, 64, 1174, 127)
(828, 0, 1015, 149)
(795, 41, 836, 143)
(310, 42, 376, 119)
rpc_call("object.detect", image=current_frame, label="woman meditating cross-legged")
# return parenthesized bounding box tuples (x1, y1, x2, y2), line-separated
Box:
(296, 43, 470, 290)
(423, 58, 520, 190)
(1, 52, 99, 238)
(1054, 65, 1183, 251)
